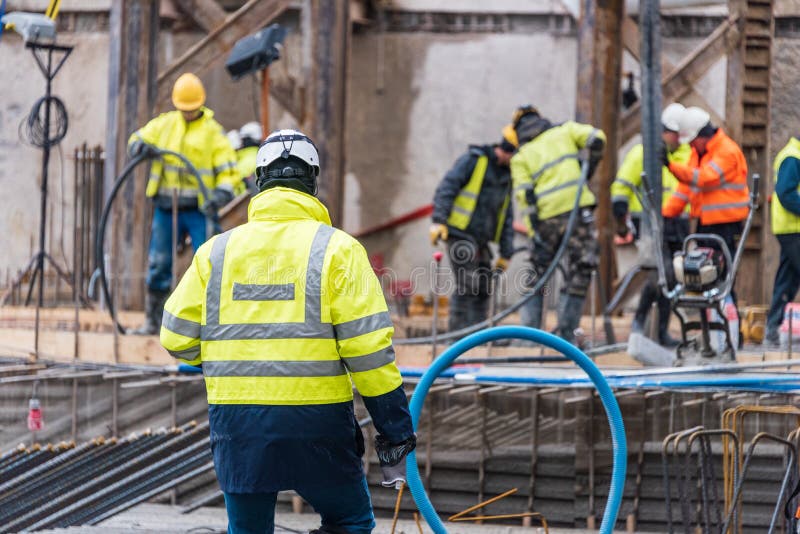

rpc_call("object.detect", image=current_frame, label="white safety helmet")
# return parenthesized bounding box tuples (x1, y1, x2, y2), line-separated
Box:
(239, 121, 264, 143)
(661, 103, 685, 133)
(226, 129, 242, 150)
(256, 128, 320, 176)
(679, 106, 711, 144)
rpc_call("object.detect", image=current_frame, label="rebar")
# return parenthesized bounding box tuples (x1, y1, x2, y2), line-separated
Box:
(722, 432, 797, 534)
(0, 423, 207, 532)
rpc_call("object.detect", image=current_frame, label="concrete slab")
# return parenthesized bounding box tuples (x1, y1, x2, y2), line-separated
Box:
(35, 503, 633, 533)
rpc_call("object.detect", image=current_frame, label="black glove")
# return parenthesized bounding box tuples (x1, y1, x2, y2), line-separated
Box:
(209, 187, 234, 210)
(660, 144, 670, 167)
(375, 434, 417, 488)
(615, 217, 630, 238)
(585, 137, 605, 178)
(128, 139, 148, 158)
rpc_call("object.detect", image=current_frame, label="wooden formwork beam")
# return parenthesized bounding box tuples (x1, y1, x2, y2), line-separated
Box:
(620, 15, 738, 144)
(575, 0, 625, 312)
(155, 0, 291, 113)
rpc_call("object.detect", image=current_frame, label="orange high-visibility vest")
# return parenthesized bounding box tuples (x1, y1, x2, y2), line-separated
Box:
(663, 129, 749, 225)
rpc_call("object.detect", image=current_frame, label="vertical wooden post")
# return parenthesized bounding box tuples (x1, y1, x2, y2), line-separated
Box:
(307, 0, 350, 226)
(104, 0, 159, 312)
(575, 0, 624, 312)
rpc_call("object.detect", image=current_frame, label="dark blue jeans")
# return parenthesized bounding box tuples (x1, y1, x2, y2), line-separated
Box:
(223, 477, 375, 534)
(146, 207, 207, 292)
(767, 233, 800, 331)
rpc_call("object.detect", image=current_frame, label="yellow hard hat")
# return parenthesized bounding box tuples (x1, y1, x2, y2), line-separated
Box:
(502, 124, 519, 149)
(511, 105, 539, 127)
(172, 73, 206, 111)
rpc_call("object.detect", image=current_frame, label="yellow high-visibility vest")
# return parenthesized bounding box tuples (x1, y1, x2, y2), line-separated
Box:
(611, 143, 692, 214)
(446, 153, 510, 243)
(771, 137, 800, 235)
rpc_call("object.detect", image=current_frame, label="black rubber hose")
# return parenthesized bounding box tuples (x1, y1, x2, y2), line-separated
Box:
(396, 158, 591, 345)
(95, 146, 219, 334)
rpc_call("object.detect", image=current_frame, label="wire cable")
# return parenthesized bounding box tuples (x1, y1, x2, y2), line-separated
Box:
(19, 95, 68, 148)
(94, 146, 218, 334)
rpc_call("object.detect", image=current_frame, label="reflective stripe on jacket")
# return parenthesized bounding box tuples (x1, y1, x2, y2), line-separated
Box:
(510, 121, 606, 234)
(160, 187, 403, 405)
(771, 137, 800, 235)
(663, 129, 749, 224)
(611, 143, 692, 214)
(129, 108, 239, 202)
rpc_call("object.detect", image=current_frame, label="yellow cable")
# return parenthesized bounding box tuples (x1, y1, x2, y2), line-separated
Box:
(45, 0, 61, 20)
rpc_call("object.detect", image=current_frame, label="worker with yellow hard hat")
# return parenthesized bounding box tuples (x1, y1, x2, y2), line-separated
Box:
(128, 72, 239, 335)
(430, 127, 516, 332)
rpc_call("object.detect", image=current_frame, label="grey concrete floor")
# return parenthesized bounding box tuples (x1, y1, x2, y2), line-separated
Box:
(35, 503, 633, 533)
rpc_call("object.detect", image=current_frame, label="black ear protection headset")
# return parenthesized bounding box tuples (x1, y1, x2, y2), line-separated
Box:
(255, 132, 319, 195)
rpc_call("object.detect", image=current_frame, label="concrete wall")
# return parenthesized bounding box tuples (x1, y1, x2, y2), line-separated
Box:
(347, 30, 577, 303)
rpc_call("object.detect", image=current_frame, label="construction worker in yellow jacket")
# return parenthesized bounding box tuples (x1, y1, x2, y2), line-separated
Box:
(161, 129, 415, 534)
(610, 103, 691, 347)
(228, 121, 262, 195)
(510, 106, 606, 344)
(128, 73, 239, 335)
(765, 137, 800, 346)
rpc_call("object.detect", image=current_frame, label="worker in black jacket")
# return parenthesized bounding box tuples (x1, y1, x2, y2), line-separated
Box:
(430, 130, 516, 332)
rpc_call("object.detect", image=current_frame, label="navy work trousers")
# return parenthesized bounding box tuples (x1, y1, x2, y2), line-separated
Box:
(223, 477, 375, 534)
(146, 206, 206, 292)
(767, 233, 800, 331)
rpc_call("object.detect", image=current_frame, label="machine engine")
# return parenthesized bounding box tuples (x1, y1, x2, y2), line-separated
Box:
(673, 247, 725, 292)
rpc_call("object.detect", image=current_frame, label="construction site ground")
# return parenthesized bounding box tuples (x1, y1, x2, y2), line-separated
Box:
(37, 503, 630, 534)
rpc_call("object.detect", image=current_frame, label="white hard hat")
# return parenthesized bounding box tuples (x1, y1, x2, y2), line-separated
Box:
(661, 103, 685, 133)
(679, 106, 711, 144)
(256, 129, 320, 176)
(239, 121, 263, 143)
(226, 129, 242, 150)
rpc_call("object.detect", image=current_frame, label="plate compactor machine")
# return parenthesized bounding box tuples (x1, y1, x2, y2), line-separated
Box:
(641, 174, 760, 366)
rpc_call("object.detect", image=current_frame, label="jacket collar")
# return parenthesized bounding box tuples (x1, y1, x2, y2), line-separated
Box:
(178, 106, 214, 126)
(247, 187, 332, 225)
(706, 128, 727, 152)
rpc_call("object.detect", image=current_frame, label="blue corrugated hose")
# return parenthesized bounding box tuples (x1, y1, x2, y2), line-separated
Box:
(406, 326, 627, 534)
(0, 0, 6, 41)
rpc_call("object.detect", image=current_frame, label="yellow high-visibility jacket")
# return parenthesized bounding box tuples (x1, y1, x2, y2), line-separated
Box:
(233, 145, 259, 196)
(129, 107, 239, 203)
(510, 121, 606, 235)
(160, 187, 403, 405)
(611, 143, 692, 214)
(771, 137, 800, 235)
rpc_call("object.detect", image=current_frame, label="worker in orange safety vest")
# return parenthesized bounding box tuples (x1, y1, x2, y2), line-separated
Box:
(662, 106, 749, 322)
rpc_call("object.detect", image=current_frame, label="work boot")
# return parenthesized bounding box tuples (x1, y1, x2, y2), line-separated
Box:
(128, 289, 169, 336)
(657, 298, 680, 348)
(556, 293, 585, 345)
(763, 327, 781, 349)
